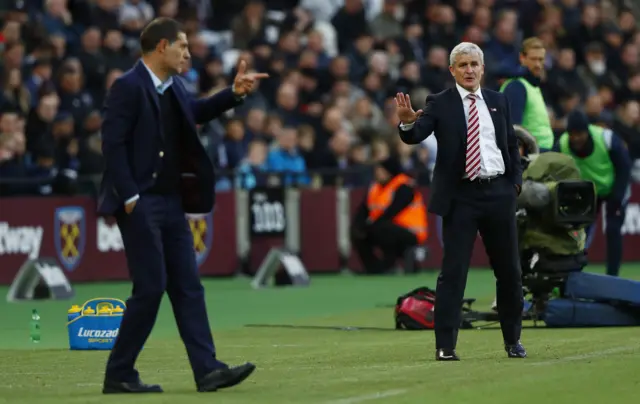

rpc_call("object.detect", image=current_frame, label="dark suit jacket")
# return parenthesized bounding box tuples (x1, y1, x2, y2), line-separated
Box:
(398, 87, 522, 217)
(98, 60, 242, 215)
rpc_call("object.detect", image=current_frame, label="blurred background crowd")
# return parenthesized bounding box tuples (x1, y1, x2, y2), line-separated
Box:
(0, 0, 639, 196)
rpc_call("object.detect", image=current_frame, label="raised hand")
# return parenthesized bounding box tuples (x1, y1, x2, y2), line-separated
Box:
(395, 93, 423, 124)
(233, 60, 269, 96)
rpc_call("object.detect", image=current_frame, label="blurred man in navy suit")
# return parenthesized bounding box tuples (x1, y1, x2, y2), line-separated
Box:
(98, 17, 268, 394)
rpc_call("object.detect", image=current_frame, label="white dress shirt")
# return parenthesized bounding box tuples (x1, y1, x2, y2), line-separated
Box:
(400, 83, 505, 179)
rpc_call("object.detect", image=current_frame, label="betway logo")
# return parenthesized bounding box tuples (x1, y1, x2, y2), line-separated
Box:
(77, 327, 119, 338)
(0, 222, 43, 259)
(97, 218, 123, 252)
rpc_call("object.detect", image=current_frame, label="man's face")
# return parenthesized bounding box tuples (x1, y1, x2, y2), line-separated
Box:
(449, 53, 484, 91)
(520, 48, 546, 77)
(61, 70, 82, 93)
(278, 129, 297, 150)
(569, 130, 589, 150)
(38, 95, 60, 122)
(104, 30, 123, 50)
(4, 44, 24, 69)
(161, 32, 190, 75)
(248, 142, 267, 165)
(0, 113, 18, 134)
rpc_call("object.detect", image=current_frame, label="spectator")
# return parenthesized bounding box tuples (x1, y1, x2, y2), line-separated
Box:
(222, 117, 248, 169)
(236, 139, 269, 189)
(266, 126, 309, 186)
(1, 68, 31, 116)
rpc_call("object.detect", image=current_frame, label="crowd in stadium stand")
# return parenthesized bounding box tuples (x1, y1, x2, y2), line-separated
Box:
(0, 0, 639, 196)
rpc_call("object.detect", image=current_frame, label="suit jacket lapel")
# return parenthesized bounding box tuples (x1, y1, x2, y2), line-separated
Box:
(170, 81, 197, 131)
(451, 89, 467, 140)
(134, 60, 161, 116)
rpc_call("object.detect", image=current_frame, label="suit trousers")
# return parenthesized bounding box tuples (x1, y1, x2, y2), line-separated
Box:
(585, 197, 628, 277)
(435, 176, 523, 349)
(105, 194, 224, 383)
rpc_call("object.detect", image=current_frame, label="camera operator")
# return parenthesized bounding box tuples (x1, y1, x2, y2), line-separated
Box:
(555, 110, 632, 277)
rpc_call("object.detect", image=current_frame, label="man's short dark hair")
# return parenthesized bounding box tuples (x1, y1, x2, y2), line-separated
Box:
(139, 18, 183, 54)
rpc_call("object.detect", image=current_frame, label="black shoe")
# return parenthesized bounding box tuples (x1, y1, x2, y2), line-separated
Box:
(196, 362, 256, 392)
(102, 379, 163, 394)
(505, 341, 527, 358)
(435, 348, 460, 361)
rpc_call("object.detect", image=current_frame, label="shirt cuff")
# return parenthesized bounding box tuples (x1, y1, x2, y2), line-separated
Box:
(125, 194, 140, 205)
(231, 84, 246, 100)
(399, 122, 415, 131)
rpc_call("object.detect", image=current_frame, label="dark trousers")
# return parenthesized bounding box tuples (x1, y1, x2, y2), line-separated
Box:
(351, 221, 418, 274)
(436, 176, 523, 349)
(585, 197, 627, 276)
(105, 194, 224, 383)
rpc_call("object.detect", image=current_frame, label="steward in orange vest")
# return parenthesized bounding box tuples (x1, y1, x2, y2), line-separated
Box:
(351, 158, 428, 274)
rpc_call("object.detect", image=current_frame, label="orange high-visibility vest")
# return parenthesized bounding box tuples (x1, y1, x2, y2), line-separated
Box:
(366, 174, 428, 243)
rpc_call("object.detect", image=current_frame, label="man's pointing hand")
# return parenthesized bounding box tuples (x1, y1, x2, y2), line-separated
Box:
(232, 60, 269, 97)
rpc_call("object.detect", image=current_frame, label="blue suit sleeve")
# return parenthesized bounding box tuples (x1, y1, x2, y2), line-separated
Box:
(100, 77, 140, 202)
(608, 133, 632, 203)
(503, 93, 523, 187)
(502, 81, 527, 125)
(190, 87, 244, 124)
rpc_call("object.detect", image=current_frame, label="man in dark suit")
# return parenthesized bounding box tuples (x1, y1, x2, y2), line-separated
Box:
(395, 42, 527, 361)
(98, 18, 268, 393)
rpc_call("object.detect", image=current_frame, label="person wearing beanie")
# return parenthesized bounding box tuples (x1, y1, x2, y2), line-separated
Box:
(555, 110, 632, 276)
(350, 156, 428, 274)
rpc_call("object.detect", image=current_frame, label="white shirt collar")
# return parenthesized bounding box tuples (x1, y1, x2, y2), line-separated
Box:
(141, 60, 173, 93)
(456, 83, 483, 100)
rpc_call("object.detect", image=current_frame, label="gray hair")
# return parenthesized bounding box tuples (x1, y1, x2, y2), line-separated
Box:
(449, 42, 485, 67)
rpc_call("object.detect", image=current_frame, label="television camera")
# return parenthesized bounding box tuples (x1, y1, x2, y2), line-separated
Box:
(463, 127, 598, 325)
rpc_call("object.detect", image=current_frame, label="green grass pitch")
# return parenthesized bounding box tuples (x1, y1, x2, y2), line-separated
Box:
(1, 265, 639, 404)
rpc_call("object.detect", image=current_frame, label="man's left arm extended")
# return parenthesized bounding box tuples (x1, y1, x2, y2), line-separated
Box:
(190, 60, 269, 124)
(368, 184, 414, 224)
(608, 132, 632, 205)
(503, 94, 523, 191)
(190, 87, 244, 124)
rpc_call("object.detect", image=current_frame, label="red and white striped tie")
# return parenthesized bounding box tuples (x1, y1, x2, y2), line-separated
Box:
(465, 93, 481, 180)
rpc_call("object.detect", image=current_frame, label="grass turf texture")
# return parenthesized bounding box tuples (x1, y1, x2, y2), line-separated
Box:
(0, 265, 639, 404)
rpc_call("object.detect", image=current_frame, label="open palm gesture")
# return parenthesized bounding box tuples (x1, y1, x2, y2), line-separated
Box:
(395, 93, 423, 124)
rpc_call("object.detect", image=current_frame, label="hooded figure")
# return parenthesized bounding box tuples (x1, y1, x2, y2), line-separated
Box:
(350, 157, 428, 274)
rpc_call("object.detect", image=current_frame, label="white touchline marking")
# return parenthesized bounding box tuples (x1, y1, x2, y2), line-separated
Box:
(326, 389, 408, 404)
(226, 344, 304, 348)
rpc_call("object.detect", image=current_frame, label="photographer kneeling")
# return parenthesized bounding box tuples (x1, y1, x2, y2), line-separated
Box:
(351, 158, 428, 274)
